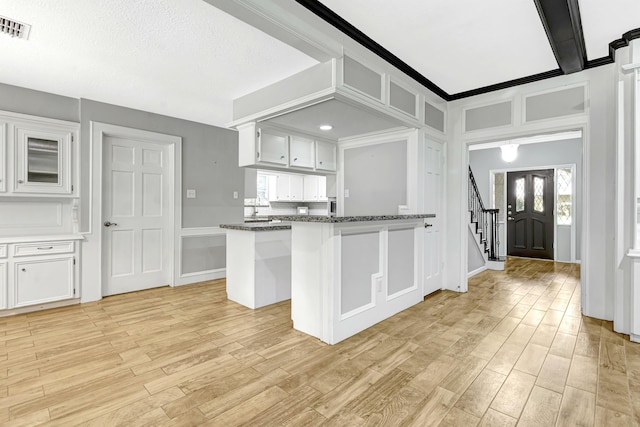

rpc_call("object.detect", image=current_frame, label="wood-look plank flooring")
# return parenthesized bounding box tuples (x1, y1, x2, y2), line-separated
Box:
(2, 257, 639, 426)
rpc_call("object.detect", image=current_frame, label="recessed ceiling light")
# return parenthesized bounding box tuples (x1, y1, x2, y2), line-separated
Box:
(319, 124, 333, 131)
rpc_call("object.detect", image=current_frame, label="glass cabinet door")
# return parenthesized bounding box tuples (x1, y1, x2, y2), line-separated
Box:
(27, 137, 60, 184)
(14, 125, 72, 194)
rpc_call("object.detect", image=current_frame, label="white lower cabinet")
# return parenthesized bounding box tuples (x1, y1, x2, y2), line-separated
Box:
(0, 261, 6, 310)
(14, 255, 74, 307)
(0, 237, 80, 314)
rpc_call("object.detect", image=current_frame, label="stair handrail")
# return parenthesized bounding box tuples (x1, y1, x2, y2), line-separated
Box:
(468, 166, 500, 260)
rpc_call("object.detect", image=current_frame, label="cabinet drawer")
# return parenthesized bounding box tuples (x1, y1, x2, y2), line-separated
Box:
(13, 241, 74, 257)
(0, 244, 6, 259)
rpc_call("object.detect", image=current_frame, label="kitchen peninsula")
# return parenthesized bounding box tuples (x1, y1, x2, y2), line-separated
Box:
(222, 214, 435, 344)
(220, 221, 292, 309)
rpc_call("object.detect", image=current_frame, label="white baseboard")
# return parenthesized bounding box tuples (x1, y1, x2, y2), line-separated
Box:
(468, 265, 487, 278)
(631, 333, 639, 343)
(0, 298, 80, 317)
(487, 259, 505, 271)
(175, 269, 226, 286)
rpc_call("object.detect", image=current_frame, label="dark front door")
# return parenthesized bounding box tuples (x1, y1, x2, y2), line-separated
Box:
(506, 169, 554, 259)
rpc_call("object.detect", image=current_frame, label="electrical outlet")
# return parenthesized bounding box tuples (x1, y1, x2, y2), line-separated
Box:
(344, 189, 350, 198)
(186, 189, 196, 199)
(233, 191, 239, 199)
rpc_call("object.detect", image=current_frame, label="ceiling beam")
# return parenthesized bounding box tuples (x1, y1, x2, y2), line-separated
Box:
(533, 0, 587, 74)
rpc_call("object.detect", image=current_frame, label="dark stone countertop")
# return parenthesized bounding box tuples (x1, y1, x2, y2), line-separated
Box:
(266, 214, 435, 223)
(220, 222, 291, 231)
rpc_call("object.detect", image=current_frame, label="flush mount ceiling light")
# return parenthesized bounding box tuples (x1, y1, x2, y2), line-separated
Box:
(0, 15, 31, 40)
(319, 124, 333, 131)
(500, 143, 519, 162)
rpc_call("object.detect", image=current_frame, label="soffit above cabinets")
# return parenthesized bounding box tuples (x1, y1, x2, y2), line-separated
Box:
(263, 99, 405, 140)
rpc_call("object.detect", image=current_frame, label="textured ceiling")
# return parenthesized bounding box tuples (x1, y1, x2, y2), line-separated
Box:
(0, 0, 638, 127)
(0, 0, 318, 126)
(317, 0, 640, 95)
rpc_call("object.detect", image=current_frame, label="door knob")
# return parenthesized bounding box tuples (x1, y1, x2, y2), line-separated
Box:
(507, 217, 515, 221)
(104, 221, 118, 227)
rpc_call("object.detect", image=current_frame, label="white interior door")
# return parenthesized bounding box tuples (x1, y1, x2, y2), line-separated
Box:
(103, 135, 173, 296)
(424, 138, 444, 295)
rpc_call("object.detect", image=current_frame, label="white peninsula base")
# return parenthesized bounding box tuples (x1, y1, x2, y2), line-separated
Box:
(287, 215, 433, 344)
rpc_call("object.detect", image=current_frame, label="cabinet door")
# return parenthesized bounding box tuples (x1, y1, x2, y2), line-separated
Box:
(0, 262, 6, 309)
(0, 122, 6, 193)
(290, 136, 315, 169)
(14, 255, 74, 307)
(303, 175, 319, 201)
(289, 175, 304, 201)
(275, 174, 290, 201)
(14, 125, 72, 194)
(318, 176, 327, 201)
(267, 175, 279, 201)
(316, 141, 337, 171)
(258, 128, 288, 165)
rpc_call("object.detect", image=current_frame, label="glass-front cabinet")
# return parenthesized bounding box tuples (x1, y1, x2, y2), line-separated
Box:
(14, 125, 72, 194)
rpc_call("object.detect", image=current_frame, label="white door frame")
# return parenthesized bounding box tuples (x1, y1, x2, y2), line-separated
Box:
(460, 123, 589, 316)
(90, 122, 182, 294)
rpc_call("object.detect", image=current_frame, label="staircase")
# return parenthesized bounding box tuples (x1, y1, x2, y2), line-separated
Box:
(468, 166, 504, 271)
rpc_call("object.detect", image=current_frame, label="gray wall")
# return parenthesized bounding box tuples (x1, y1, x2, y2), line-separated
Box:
(469, 138, 582, 259)
(80, 99, 243, 228)
(0, 82, 79, 122)
(343, 140, 407, 216)
(0, 83, 244, 229)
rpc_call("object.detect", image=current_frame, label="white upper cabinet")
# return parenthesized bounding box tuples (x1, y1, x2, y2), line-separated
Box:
(14, 125, 72, 194)
(289, 174, 303, 200)
(303, 175, 327, 201)
(238, 122, 337, 173)
(257, 128, 288, 165)
(303, 175, 319, 201)
(0, 112, 78, 197)
(289, 135, 315, 169)
(316, 140, 337, 172)
(273, 173, 303, 201)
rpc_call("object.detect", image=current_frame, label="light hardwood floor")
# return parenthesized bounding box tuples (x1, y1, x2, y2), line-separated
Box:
(1, 257, 639, 426)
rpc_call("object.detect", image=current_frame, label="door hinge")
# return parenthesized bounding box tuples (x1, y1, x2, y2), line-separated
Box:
(256, 130, 261, 138)
(73, 257, 76, 265)
(71, 184, 74, 192)
(73, 288, 76, 295)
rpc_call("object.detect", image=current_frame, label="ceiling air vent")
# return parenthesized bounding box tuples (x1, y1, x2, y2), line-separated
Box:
(0, 15, 31, 40)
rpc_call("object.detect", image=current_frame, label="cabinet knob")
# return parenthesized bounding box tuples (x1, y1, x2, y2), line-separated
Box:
(17, 179, 24, 184)
(21, 268, 26, 272)
(104, 221, 118, 227)
(319, 161, 323, 165)
(280, 155, 285, 159)
(294, 158, 298, 161)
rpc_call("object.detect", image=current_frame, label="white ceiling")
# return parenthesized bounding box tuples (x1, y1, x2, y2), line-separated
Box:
(265, 99, 404, 140)
(318, 0, 640, 94)
(579, 0, 640, 59)
(0, 0, 638, 129)
(0, 0, 318, 126)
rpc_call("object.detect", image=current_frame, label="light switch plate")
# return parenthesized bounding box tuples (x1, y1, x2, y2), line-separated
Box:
(186, 189, 196, 199)
(344, 189, 350, 198)
(233, 191, 238, 199)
